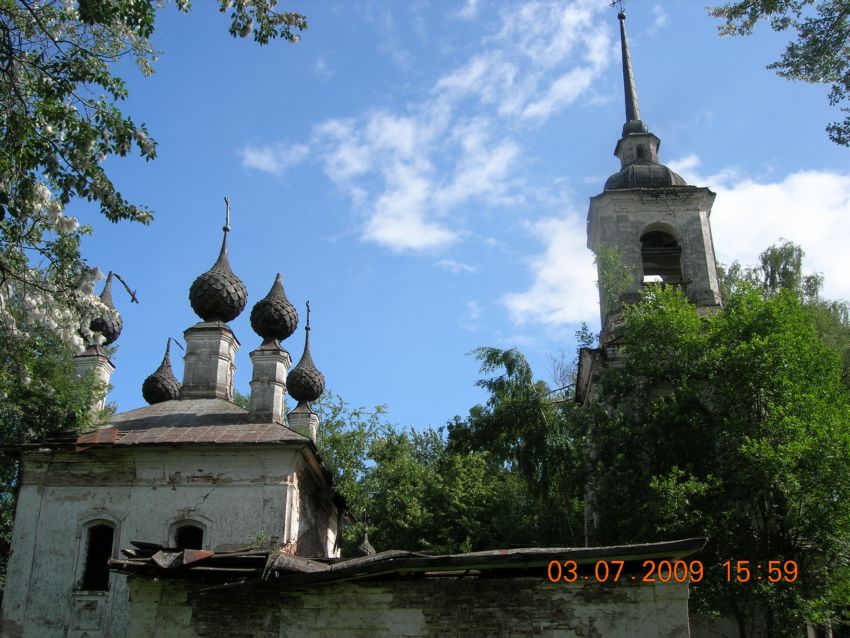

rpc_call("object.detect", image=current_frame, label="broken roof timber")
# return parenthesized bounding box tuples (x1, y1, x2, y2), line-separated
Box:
(109, 537, 707, 589)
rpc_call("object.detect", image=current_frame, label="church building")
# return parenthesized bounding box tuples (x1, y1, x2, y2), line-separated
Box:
(0, 10, 722, 638)
(0, 209, 342, 637)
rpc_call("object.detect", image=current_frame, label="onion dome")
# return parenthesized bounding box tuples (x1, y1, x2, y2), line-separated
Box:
(189, 198, 247, 323)
(142, 338, 182, 404)
(250, 273, 298, 343)
(90, 271, 123, 345)
(357, 529, 375, 556)
(604, 164, 687, 190)
(287, 302, 325, 404)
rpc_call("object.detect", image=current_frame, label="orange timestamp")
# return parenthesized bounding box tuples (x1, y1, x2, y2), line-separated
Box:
(546, 559, 705, 584)
(546, 559, 799, 584)
(722, 560, 798, 583)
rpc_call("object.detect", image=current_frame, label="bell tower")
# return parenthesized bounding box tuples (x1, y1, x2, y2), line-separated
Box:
(586, 11, 722, 347)
(578, 10, 724, 545)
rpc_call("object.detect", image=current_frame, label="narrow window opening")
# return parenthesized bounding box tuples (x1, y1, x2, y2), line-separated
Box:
(174, 524, 204, 550)
(636, 144, 648, 160)
(641, 231, 682, 285)
(81, 524, 114, 591)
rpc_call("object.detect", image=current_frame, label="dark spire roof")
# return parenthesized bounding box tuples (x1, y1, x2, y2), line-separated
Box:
(90, 271, 123, 345)
(604, 11, 686, 191)
(618, 12, 647, 136)
(287, 302, 325, 404)
(250, 273, 299, 344)
(189, 197, 248, 323)
(142, 338, 182, 404)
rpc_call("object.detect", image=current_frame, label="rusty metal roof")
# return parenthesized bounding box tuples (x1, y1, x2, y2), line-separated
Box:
(59, 398, 310, 447)
(110, 537, 706, 589)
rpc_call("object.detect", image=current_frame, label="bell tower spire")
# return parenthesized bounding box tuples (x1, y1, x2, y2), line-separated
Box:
(617, 9, 645, 134)
(584, 6, 723, 347)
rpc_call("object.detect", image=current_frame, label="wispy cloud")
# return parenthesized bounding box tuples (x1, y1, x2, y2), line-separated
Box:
(314, 54, 333, 80)
(239, 143, 309, 175)
(647, 4, 669, 36)
(242, 1, 614, 254)
(453, 0, 480, 20)
(438, 259, 478, 274)
(364, 5, 414, 71)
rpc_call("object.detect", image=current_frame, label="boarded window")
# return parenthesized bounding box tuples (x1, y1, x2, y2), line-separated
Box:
(641, 231, 682, 284)
(81, 524, 114, 591)
(174, 524, 204, 550)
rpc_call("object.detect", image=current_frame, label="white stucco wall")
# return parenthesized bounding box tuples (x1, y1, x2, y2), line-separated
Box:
(0, 444, 335, 638)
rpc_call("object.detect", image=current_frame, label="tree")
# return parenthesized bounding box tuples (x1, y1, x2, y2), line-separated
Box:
(446, 347, 587, 548)
(0, 0, 306, 583)
(0, 322, 101, 585)
(587, 281, 850, 636)
(0, 0, 306, 346)
(709, 0, 850, 145)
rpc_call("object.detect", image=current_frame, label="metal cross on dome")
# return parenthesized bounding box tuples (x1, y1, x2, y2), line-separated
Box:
(610, 0, 625, 13)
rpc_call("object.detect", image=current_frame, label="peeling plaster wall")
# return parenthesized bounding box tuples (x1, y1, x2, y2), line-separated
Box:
(292, 455, 338, 558)
(126, 577, 692, 638)
(0, 445, 313, 638)
(587, 187, 722, 319)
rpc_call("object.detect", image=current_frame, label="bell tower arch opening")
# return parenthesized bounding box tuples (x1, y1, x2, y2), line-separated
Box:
(640, 229, 682, 285)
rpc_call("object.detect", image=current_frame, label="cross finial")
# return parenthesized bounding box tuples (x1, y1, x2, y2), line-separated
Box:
(305, 301, 311, 331)
(611, 0, 625, 13)
(166, 337, 185, 356)
(223, 196, 231, 233)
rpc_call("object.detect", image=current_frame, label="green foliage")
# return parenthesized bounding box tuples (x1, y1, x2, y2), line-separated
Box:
(0, 323, 101, 581)
(247, 529, 269, 548)
(594, 245, 637, 314)
(709, 0, 850, 145)
(312, 388, 545, 557)
(446, 347, 586, 547)
(231, 390, 250, 409)
(589, 280, 850, 635)
(0, 0, 305, 312)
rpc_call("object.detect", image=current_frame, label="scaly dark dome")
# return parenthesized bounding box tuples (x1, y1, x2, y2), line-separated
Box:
(250, 273, 298, 343)
(357, 530, 375, 556)
(604, 163, 687, 190)
(287, 303, 325, 404)
(90, 272, 123, 345)
(189, 225, 247, 323)
(142, 339, 181, 404)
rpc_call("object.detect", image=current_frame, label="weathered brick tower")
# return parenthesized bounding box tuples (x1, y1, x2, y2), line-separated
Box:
(577, 10, 724, 543)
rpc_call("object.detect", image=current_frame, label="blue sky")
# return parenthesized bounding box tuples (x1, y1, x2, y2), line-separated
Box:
(77, 0, 850, 430)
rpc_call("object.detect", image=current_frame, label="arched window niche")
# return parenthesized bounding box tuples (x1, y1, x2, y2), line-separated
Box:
(77, 519, 117, 592)
(640, 228, 683, 285)
(170, 520, 207, 550)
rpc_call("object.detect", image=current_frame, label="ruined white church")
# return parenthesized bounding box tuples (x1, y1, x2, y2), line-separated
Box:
(1, 207, 343, 636)
(0, 10, 733, 638)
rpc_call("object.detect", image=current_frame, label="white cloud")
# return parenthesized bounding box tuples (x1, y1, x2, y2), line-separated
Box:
(362, 163, 456, 252)
(438, 259, 478, 274)
(647, 5, 669, 36)
(672, 155, 850, 301)
(522, 66, 595, 120)
(239, 143, 309, 175)
(314, 54, 333, 80)
(243, 1, 614, 255)
(454, 0, 480, 20)
(502, 213, 599, 326)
